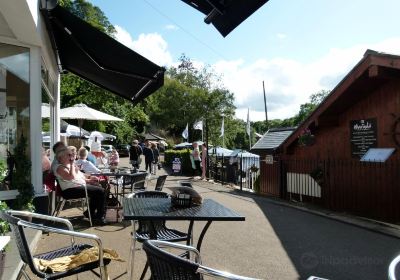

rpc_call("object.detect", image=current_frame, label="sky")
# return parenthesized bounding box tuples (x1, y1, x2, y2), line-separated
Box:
(89, 0, 400, 122)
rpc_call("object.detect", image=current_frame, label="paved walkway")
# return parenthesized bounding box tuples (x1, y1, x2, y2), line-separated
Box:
(27, 158, 400, 279)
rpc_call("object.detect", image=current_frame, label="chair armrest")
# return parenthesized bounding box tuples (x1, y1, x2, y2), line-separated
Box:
(150, 240, 259, 280)
(149, 240, 201, 263)
(197, 265, 261, 280)
(8, 210, 74, 231)
(389, 255, 400, 280)
(18, 219, 107, 267)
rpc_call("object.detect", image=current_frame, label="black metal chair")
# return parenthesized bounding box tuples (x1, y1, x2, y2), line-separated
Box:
(0, 210, 110, 279)
(127, 191, 189, 279)
(143, 240, 260, 280)
(147, 175, 167, 191)
(111, 172, 148, 198)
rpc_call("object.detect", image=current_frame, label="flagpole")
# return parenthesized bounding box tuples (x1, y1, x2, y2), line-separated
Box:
(249, 130, 251, 150)
(221, 115, 225, 148)
(246, 108, 251, 151)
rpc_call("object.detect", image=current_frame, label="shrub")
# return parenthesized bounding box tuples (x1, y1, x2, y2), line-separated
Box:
(0, 201, 10, 235)
(12, 135, 35, 211)
(164, 149, 193, 175)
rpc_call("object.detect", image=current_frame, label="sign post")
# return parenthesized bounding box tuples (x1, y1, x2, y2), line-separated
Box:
(172, 157, 182, 175)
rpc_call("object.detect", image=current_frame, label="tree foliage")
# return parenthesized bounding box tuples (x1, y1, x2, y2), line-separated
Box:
(59, 0, 116, 35)
(253, 90, 331, 134)
(144, 55, 238, 148)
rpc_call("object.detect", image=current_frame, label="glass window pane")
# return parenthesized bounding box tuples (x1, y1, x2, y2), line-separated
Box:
(0, 43, 30, 191)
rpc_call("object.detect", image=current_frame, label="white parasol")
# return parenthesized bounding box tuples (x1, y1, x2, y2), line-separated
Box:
(60, 103, 123, 141)
(60, 103, 123, 122)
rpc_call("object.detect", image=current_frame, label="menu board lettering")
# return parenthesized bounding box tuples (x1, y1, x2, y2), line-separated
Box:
(350, 118, 377, 158)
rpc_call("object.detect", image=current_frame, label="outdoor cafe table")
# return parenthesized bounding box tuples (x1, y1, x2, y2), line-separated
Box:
(122, 197, 245, 251)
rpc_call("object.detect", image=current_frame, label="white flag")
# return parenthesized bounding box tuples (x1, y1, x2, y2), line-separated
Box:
(182, 123, 189, 139)
(193, 120, 203, 130)
(246, 108, 250, 136)
(220, 117, 224, 137)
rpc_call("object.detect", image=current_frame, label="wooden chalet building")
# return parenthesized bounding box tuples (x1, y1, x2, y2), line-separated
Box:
(257, 50, 400, 223)
(251, 127, 295, 196)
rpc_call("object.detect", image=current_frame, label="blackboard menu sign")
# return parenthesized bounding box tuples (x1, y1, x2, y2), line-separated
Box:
(350, 118, 377, 158)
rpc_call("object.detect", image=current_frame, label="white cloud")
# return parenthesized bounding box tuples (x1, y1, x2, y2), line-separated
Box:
(112, 26, 400, 124)
(165, 24, 178, 30)
(114, 25, 173, 67)
(214, 37, 400, 122)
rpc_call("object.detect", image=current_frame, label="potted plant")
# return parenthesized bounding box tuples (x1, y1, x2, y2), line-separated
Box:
(11, 135, 35, 212)
(0, 160, 7, 191)
(250, 164, 259, 173)
(310, 166, 324, 185)
(0, 200, 10, 280)
(298, 128, 315, 146)
(0, 201, 10, 235)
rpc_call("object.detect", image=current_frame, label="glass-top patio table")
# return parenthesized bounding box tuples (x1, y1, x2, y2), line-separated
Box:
(122, 197, 245, 251)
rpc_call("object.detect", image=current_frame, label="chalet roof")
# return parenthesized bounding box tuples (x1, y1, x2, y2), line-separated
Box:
(251, 127, 295, 152)
(282, 49, 400, 151)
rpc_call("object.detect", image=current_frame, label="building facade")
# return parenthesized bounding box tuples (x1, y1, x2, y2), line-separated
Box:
(0, 1, 60, 203)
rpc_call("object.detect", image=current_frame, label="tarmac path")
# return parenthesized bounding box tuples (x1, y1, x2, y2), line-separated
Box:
(30, 157, 400, 280)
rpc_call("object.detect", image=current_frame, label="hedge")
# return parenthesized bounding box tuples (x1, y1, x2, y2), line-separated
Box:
(164, 149, 193, 175)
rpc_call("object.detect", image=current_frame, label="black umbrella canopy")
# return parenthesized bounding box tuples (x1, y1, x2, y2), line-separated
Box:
(41, 2, 165, 105)
(181, 0, 269, 37)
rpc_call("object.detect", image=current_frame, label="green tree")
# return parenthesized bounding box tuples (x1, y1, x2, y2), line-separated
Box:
(145, 55, 236, 147)
(59, 0, 116, 35)
(292, 90, 330, 125)
(252, 90, 330, 133)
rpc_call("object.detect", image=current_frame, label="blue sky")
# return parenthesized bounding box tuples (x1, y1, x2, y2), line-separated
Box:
(89, 0, 400, 122)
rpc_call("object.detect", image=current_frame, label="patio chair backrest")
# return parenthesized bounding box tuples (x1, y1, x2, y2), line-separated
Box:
(0, 211, 44, 278)
(155, 175, 167, 191)
(132, 172, 148, 191)
(179, 181, 193, 188)
(143, 239, 200, 280)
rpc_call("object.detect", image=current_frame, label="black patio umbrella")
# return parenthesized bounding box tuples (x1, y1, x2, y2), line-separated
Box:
(181, 0, 269, 37)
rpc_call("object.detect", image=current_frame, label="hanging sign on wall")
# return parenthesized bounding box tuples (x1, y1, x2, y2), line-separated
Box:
(350, 118, 377, 158)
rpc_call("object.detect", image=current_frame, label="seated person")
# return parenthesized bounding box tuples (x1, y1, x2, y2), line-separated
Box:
(109, 147, 119, 167)
(84, 145, 97, 166)
(54, 147, 106, 223)
(76, 147, 101, 174)
(68, 145, 78, 161)
(51, 141, 67, 174)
